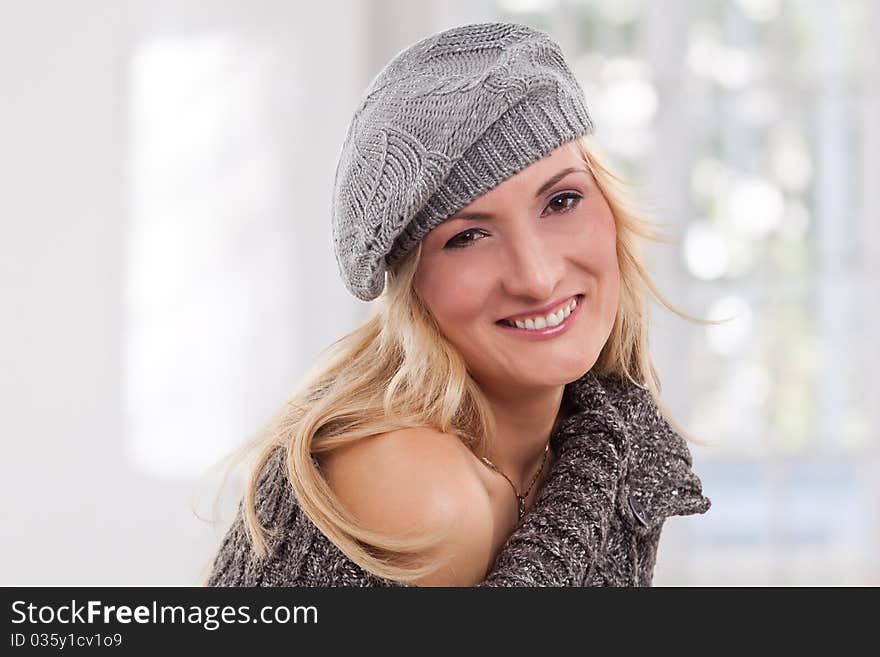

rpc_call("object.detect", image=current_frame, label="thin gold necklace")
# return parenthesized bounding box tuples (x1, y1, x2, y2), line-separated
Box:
(480, 441, 550, 522)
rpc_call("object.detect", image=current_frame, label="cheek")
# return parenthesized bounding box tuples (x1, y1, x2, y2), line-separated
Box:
(593, 212, 621, 310)
(568, 205, 620, 318)
(415, 258, 491, 327)
(571, 204, 618, 272)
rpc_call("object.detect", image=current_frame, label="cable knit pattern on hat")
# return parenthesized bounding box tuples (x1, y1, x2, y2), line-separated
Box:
(331, 22, 594, 301)
(206, 370, 711, 587)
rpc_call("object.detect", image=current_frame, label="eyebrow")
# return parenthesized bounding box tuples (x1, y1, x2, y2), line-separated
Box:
(448, 167, 589, 221)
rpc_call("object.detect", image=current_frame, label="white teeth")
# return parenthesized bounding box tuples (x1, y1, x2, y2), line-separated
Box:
(505, 296, 578, 330)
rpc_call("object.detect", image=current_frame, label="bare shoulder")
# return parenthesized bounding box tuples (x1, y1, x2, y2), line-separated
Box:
(318, 427, 496, 586)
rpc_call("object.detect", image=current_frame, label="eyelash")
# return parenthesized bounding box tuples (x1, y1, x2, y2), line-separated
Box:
(443, 192, 583, 250)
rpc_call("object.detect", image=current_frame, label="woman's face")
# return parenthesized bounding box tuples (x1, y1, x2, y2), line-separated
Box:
(413, 141, 620, 394)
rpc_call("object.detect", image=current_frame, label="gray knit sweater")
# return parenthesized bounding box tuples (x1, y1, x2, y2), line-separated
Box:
(206, 370, 711, 586)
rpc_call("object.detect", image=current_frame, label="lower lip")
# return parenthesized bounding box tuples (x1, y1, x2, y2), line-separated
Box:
(495, 295, 584, 339)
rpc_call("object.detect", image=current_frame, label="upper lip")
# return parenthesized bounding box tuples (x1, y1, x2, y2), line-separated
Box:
(499, 294, 581, 322)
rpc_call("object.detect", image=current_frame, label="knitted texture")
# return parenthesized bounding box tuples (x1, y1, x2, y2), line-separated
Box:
(331, 21, 594, 301)
(206, 370, 711, 587)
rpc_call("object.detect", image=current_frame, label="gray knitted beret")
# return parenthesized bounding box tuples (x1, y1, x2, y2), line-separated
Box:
(331, 21, 595, 301)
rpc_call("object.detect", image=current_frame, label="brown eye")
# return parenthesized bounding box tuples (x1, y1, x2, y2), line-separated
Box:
(444, 228, 487, 249)
(544, 192, 582, 215)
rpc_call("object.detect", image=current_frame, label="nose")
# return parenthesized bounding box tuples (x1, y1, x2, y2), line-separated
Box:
(500, 226, 565, 301)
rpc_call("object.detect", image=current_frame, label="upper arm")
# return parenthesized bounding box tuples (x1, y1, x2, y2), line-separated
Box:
(319, 427, 497, 586)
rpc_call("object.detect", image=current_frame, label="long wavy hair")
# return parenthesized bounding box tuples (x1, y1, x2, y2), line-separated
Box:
(200, 133, 723, 585)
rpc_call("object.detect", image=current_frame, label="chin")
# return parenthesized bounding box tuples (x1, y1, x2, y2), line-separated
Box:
(516, 359, 595, 388)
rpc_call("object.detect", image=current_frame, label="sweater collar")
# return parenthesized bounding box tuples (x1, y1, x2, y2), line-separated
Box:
(552, 367, 711, 533)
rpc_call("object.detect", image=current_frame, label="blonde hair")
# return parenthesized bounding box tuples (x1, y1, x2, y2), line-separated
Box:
(200, 133, 724, 585)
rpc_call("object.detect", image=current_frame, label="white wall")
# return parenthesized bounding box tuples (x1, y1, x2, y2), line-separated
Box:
(0, 0, 372, 585)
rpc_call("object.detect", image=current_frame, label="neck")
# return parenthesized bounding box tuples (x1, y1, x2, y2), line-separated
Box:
(480, 382, 568, 490)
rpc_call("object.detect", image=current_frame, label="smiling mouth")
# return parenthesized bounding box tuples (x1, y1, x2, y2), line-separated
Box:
(495, 294, 585, 329)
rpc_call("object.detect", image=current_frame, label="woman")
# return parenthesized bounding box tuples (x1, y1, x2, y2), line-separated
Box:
(205, 21, 713, 587)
